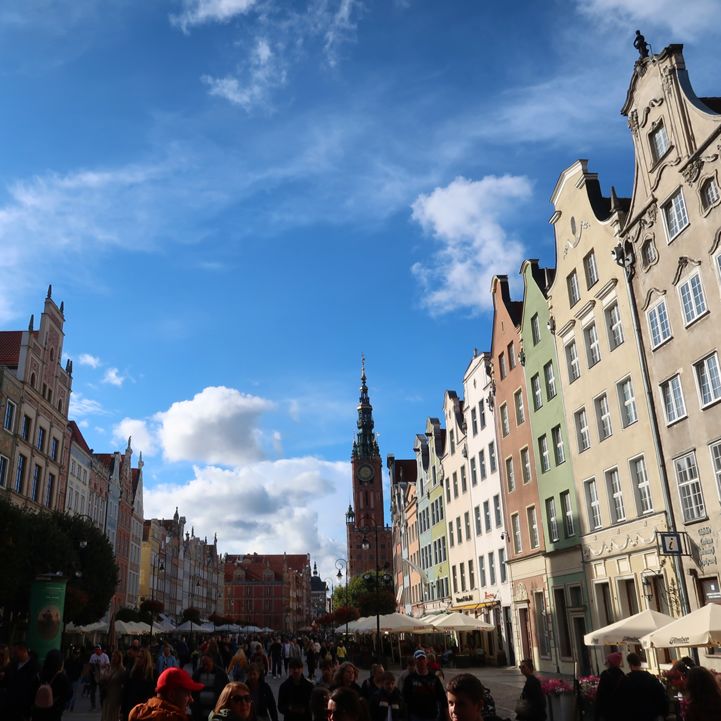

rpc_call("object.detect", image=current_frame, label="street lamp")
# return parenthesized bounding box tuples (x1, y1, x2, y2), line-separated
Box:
(335, 558, 349, 635)
(149, 555, 165, 636)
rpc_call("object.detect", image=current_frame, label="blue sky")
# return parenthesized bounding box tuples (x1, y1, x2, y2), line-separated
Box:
(1, 0, 720, 585)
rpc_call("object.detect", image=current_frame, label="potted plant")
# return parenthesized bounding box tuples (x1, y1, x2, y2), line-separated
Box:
(541, 678, 575, 721)
(577, 675, 599, 721)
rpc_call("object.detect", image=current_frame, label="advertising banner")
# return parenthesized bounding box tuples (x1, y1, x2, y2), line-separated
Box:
(27, 575, 67, 663)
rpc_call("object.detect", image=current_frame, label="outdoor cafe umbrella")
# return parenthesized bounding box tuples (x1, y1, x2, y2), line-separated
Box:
(641, 603, 721, 649)
(583, 608, 675, 646)
(431, 612, 495, 632)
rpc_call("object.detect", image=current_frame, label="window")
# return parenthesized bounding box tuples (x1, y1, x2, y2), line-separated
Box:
(567, 270, 580, 307)
(584, 250, 599, 289)
(488, 442, 497, 473)
(452, 565, 458, 593)
(445, 478, 451, 503)
(584, 322, 601, 367)
(514, 390, 525, 424)
(663, 188, 689, 241)
(538, 435, 550, 473)
(50, 437, 59, 462)
(566, 340, 581, 382)
(500, 403, 510, 437)
(456, 516, 463, 544)
(679, 272, 707, 326)
(605, 302, 624, 350)
(630, 456, 653, 515)
(448, 522, 455, 547)
(479, 450, 487, 480)
(479, 400, 486, 429)
(464, 511, 471, 541)
(453, 471, 459, 499)
(546, 497, 559, 542)
(0, 454, 8, 487)
(508, 342, 516, 370)
(674, 452, 706, 522)
(649, 122, 670, 163)
(483, 501, 491, 532)
(595, 394, 612, 440)
(710, 441, 721, 500)
(618, 377, 638, 426)
(544, 361, 557, 398)
(647, 299, 672, 348)
(660, 374, 686, 424)
(561, 491, 575, 537)
(695, 353, 721, 407)
(531, 374, 543, 410)
(520, 447, 532, 483)
(468, 559, 475, 589)
(499, 548, 507, 582)
(470, 457, 477, 486)
(488, 552, 496, 585)
(45, 472, 55, 507)
(498, 353, 507, 380)
(701, 177, 720, 211)
(494, 494, 502, 527)
(21, 415, 31, 441)
(575, 407, 590, 452)
(15, 454, 26, 493)
(471, 408, 478, 436)
(606, 468, 625, 523)
(505, 457, 515, 492)
(474, 506, 482, 535)
(460, 465, 467, 493)
(511, 513, 522, 553)
(527, 506, 539, 548)
(641, 239, 657, 267)
(460, 563, 466, 591)
(31, 464, 41, 502)
(36, 426, 46, 452)
(552, 425, 565, 465)
(585, 478, 602, 530)
(531, 314, 541, 345)
(3, 400, 16, 431)
(478, 556, 486, 587)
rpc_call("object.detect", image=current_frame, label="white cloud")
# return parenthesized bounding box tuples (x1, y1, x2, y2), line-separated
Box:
(319, 0, 362, 68)
(77, 353, 101, 368)
(410, 175, 532, 316)
(170, 0, 259, 33)
(69, 391, 105, 417)
(102, 367, 125, 387)
(112, 418, 159, 457)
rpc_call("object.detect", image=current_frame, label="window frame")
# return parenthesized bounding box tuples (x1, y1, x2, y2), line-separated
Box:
(531, 373, 543, 411)
(663, 188, 690, 242)
(585, 478, 602, 530)
(595, 393, 613, 441)
(647, 298, 673, 349)
(3, 400, 16, 432)
(575, 407, 590, 453)
(700, 176, 720, 212)
(674, 451, 706, 523)
(505, 455, 516, 492)
(605, 467, 626, 523)
(678, 271, 708, 327)
(649, 121, 670, 164)
(514, 389, 525, 425)
(694, 352, 721, 409)
(500, 403, 510, 437)
(660, 373, 687, 425)
(630, 455, 654, 516)
(527, 506, 539, 548)
(565, 339, 581, 383)
(567, 270, 581, 307)
(520, 446, 532, 484)
(584, 250, 599, 289)
(560, 491, 575, 537)
(538, 434, 550, 473)
(544, 361, 557, 398)
(584, 321, 601, 367)
(546, 497, 559, 543)
(605, 301, 625, 350)
(511, 513, 522, 554)
(617, 376, 638, 427)
(531, 314, 541, 345)
(551, 424, 565, 465)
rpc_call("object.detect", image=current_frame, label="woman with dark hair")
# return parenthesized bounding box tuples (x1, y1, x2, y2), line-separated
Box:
(327, 687, 363, 721)
(331, 663, 362, 695)
(684, 666, 721, 721)
(31, 649, 72, 721)
(245, 663, 278, 721)
(211, 682, 254, 721)
(100, 650, 127, 721)
(122, 649, 155, 721)
(310, 687, 330, 721)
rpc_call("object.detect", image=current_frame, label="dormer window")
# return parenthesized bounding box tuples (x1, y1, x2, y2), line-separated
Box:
(649, 121, 670, 164)
(701, 177, 720, 212)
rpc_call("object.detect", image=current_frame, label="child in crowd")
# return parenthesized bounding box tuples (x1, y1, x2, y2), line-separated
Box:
(371, 671, 404, 721)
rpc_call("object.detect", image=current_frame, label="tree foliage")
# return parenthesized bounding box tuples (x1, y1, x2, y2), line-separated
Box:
(330, 572, 395, 618)
(182, 607, 201, 624)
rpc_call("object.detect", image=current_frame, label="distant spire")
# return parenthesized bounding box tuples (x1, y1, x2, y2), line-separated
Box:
(47, 284, 52, 299)
(28, 314, 34, 332)
(174, 506, 179, 522)
(353, 355, 379, 459)
(60, 301, 64, 314)
(127, 436, 132, 452)
(313, 561, 318, 576)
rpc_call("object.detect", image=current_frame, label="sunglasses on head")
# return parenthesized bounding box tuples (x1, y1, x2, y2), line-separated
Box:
(231, 695, 252, 704)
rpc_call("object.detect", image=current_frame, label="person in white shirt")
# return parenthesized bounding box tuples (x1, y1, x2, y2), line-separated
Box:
(88, 645, 110, 710)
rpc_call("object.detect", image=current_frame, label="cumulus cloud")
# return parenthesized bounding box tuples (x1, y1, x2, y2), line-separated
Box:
(410, 175, 532, 315)
(69, 391, 105, 418)
(170, 0, 259, 33)
(77, 353, 101, 368)
(102, 367, 125, 387)
(112, 418, 159, 457)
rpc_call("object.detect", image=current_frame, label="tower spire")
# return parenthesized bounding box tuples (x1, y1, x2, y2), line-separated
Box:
(353, 354, 379, 459)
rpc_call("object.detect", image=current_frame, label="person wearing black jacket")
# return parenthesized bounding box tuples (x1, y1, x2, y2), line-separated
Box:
(616, 653, 667, 721)
(192, 654, 230, 721)
(3, 641, 39, 721)
(594, 653, 624, 721)
(278, 658, 313, 721)
(30, 649, 71, 721)
(402, 650, 448, 721)
(516, 659, 545, 721)
(246, 663, 278, 721)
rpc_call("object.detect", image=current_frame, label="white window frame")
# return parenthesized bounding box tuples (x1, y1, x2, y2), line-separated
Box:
(511, 513, 522, 554)
(3, 400, 16, 432)
(584, 322, 601, 367)
(514, 389, 525, 425)
(483, 501, 491, 532)
(500, 403, 510, 436)
(585, 478, 602, 530)
(508, 342, 517, 370)
(527, 506, 539, 548)
(544, 361, 557, 398)
(663, 188, 689, 241)
(505, 456, 515, 492)
(618, 377, 638, 427)
(595, 393, 613, 440)
(499, 548, 507, 582)
(649, 122, 670, 164)
(488, 552, 496, 585)
(531, 373, 543, 411)
(647, 298, 672, 349)
(546, 497, 559, 542)
(584, 250, 599, 289)
(575, 407, 590, 452)
(552, 424, 565, 465)
(694, 352, 721, 408)
(566, 339, 581, 382)
(561, 491, 575, 537)
(674, 452, 706, 522)
(605, 301, 624, 350)
(567, 270, 581, 307)
(630, 455, 653, 515)
(605, 467, 626, 523)
(660, 374, 687, 425)
(494, 494, 502, 527)
(531, 314, 541, 345)
(478, 556, 486, 587)
(520, 446, 531, 483)
(538, 435, 550, 473)
(474, 506, 482, 535)
(0, 454, 8, 488)
(701, 177, 720, 211)
(678, 271, 707, 326)
(709, 441, 721, 501)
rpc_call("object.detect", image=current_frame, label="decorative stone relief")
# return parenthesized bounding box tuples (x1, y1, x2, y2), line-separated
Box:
(628, 109, 639, 135)
(671, 256, 702, 286)
(682, 157, 703, 185)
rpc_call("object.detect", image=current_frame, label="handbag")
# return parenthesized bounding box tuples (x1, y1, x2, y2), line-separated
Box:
(514, 698, 531, 719)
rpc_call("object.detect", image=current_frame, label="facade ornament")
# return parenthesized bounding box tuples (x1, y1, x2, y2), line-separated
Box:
(682, 157, 703, 185)
(628, 109, 639, 135)
(662, 68, 675, 95)
(633, 30, 650, 59)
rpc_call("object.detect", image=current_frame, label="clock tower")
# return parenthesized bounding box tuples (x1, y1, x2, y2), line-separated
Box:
(347, 357, 392, 578)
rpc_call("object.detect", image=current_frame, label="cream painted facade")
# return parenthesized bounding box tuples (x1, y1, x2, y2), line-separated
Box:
(619, 44, 721, 666)
(547, 159, 676, 671)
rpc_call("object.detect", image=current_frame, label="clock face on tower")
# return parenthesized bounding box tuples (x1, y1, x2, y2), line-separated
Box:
(356, 463, 375, 484)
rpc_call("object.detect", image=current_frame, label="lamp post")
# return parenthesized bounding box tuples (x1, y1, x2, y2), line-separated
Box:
(149, 554, 165, 636)
(335, 558, 349, 635)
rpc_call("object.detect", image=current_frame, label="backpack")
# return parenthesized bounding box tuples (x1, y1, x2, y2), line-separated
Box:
(34, 682, 54, 709)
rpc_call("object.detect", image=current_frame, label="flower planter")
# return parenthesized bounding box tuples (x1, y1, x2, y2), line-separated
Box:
(546, 693, 576, 721)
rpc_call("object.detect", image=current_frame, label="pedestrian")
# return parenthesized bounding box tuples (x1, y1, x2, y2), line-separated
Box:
(682, 665, 721, 721)
(370, 671, 404, 721)
(63, 647, 84, 712)
(89, 645, 111, 711)
(3, 641, 39, 721)
(278, 657, 314, 721)
(515, 659, 545, 721)
(402, 650, 448, 721)
(210, 682, 254, 721)
(335, 642, 347, 665)
(128, 667, 204, 721)
(191, 654, 229, 721)
(396, 657, 415, 693)
(446, 674, 485, 721)
(227, 649, 249, 684)
(361, 665, 384, 704)
(332, 663, 362, 695)
(31, 649, 71, 721)
(327, 687, 364, 721)
(594, 652, 624, 721)
(316, 660, 334, 690)
(282, 640, 292, 676)
(245, 663, 278, 721)
(100, 650, 127, 721)
(616, 652, 667, 721)
(311, 687, 330, 721)
(157, 644, 179, 677)
(269, 638, 283, 679)
(122, 649, 155, 721)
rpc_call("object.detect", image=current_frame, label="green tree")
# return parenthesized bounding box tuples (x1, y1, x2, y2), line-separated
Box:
(182, 607, 201, 624)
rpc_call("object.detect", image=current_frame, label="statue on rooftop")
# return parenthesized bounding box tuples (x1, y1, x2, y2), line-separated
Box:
(634, 30, 649, 59)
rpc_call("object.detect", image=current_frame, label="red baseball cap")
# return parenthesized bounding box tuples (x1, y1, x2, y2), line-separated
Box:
(156, 668, 204, 693)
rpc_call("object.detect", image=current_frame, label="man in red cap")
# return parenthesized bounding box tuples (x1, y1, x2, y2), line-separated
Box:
(594, 652, 624, 721)
(129, 667, 204, 721)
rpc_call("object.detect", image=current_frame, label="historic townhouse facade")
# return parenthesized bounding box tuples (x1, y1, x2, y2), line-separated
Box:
(620, 44, 721, 635)
(66, 420, 92, 517)
(521, 260, 590, 675)
(491, 275, 550, 670)
(0, 288, 71, 511)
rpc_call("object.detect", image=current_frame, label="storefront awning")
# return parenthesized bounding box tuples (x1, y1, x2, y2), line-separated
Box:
(449, 599, 500, 612)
